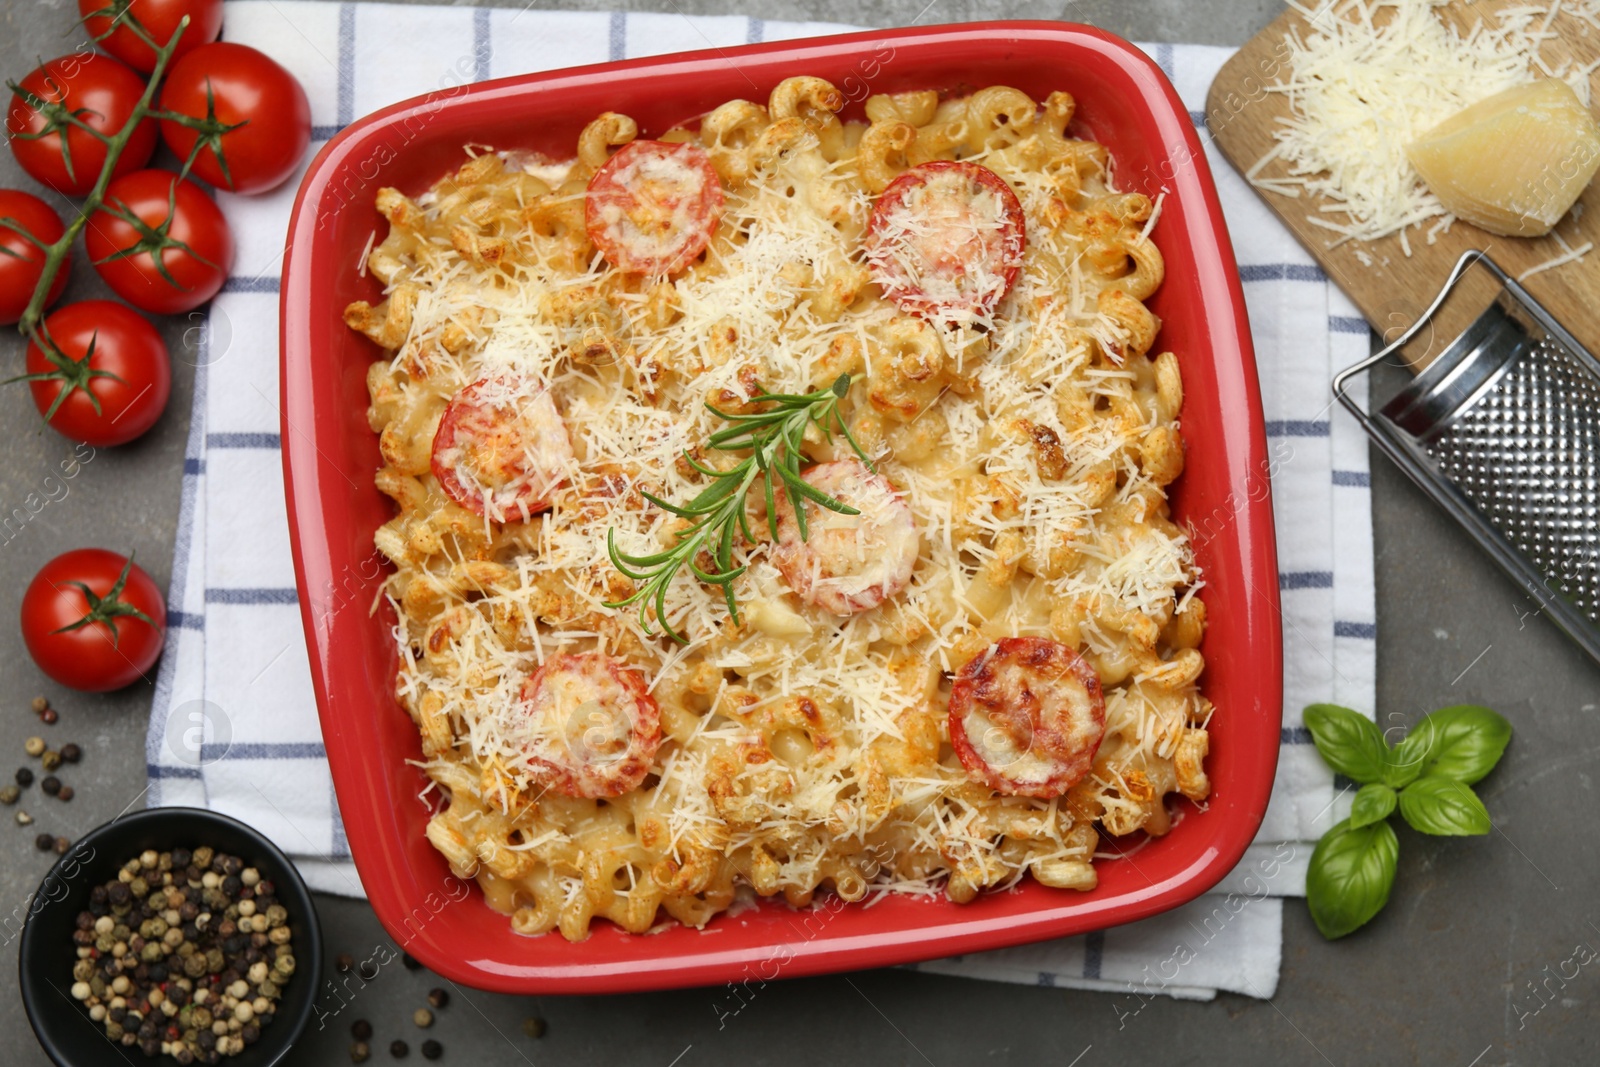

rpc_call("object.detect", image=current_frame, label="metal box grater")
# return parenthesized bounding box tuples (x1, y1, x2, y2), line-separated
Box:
(1333, 249, 1600, 665)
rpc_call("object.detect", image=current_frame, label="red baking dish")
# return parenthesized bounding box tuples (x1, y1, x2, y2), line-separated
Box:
(280, 20, 1281, 994)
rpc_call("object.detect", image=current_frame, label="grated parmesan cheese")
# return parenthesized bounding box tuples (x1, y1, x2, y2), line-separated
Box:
(1253, 0, 1599, 250)
(364, 99, 1208, 934)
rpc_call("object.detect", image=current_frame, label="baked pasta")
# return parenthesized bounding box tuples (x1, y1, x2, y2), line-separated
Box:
(344, 77, 1211, 942)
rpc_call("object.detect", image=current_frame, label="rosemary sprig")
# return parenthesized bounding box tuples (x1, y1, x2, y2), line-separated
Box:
(606, 373, 872, 644)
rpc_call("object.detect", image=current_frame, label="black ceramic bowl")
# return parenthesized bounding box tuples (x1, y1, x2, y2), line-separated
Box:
(19, 807, 322, 1066)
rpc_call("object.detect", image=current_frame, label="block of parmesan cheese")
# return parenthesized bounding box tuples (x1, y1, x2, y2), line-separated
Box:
(1405, 79, 1600, 237)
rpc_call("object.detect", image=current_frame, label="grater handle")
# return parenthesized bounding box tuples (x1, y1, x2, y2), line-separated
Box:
(1330, 249, 1513, 425)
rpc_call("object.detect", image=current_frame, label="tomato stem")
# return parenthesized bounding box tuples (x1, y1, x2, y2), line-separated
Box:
(50, 554, 156, 648)
(92, 180, 217, 289)
(80, 0, 162, 52)
(0, 217, 50, 255)
(2, 83, 107, 186)
(158, 79, 248, 189)
(14, 13, 192, 342)
(4, 322, 123, 421)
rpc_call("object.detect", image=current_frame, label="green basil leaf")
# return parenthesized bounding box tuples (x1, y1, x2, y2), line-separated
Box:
(1387, 705, 1511, 787)
(1348, 783, 1396, 829)
(1306, 817, 1398, 940)
(1397, 776, 1492, 836)
(1303, 704, 1389, 784)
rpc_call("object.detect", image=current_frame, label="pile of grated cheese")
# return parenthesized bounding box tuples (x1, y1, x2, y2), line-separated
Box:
(1251, 0, 1600, 253)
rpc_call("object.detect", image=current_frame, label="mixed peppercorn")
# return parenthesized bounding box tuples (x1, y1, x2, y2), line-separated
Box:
(338, 979, 539, 1061)
(69, 846, 294, 1061)
(5, 696, 80, 839)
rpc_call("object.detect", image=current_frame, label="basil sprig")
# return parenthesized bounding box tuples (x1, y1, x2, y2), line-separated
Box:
(1302, 703, 1511, 940)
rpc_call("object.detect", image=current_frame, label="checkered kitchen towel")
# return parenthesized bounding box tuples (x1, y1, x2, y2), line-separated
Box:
(145, 3, 1376, 1001)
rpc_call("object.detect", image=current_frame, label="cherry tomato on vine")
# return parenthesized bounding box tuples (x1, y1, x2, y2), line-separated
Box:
(6, 53, 157, 198)
(22, 548, 166, 692)
(20, 301, 171, 446)
(78, 0, 224, 75)
(159, 43, 311, 195)
(85, 169, 234, 314)
(0, 190, 69, 325)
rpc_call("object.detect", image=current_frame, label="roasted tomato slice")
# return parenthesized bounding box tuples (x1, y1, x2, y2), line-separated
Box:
(584, 140, 725, 275)
(864, 160, 1027, 324)
(770, 459, 919, 616)
(430, 377, 575, 523)
(949, 637, 1106, 798)
(516, 652, 662, 798)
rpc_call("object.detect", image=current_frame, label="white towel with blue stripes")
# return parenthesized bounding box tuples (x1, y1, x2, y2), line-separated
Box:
(145, 2, 1376, 1001)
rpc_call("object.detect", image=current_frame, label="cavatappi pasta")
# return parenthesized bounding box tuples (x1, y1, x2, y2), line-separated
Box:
(344, 77, 1210, 941)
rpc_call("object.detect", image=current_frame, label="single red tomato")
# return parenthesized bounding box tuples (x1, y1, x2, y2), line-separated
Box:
(22, 548, 166, 692)
(6, 53, 157, 197)
(0, 190, 69, 325)
(864, 160, 1027, 325)
(159, 43, 311, 195)
(24, 301, 171, 446)
(85, 169, 233, 314)
(584, 140, 724, 274)
(78, 0, 224, 74)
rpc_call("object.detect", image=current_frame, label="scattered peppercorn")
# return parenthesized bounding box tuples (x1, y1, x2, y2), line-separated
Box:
(70, 848, 294, 1061)
(30, 696, 47, 714)
(16, 767, 33, 787)
(52, 836, 68, 854)
(402, 952, 422, 971)
(421, 1040, 442, 1060)
(60, 743, 81, 763)
(351, 1042, 371, 1063)
(56, 785, 73, 802)
(0, 785, 17, 805)
(336, 952, 355, 973)
(41, 750, 61, 772)
(413, 1008, 433, 1029)
(40, 707, 58, 725)
(390, 1040, 409, 1058)
(15, 810, 32, 826)
(353, 1019, 373, 1041)
(40, 776, 60, 796)
(35, 832, 54, 851)
(24, 737, 45, 757)
(522, 1017, 546, 1039)
(426, 988, 449, 1010)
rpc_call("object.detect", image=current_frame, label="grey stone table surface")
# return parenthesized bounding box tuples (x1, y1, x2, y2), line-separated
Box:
(1, 0, 1597, 1063)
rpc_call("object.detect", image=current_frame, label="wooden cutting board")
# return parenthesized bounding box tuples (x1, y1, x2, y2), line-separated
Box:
(1206, 2, 1600, 370)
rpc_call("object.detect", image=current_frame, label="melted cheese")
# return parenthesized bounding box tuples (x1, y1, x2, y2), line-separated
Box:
(357, 88, 1207, 937)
